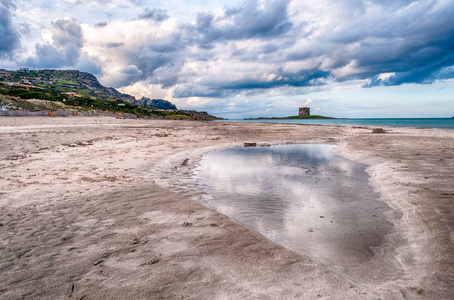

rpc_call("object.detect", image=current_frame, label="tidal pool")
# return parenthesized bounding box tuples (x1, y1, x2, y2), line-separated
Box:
(194, 144, 394, 273)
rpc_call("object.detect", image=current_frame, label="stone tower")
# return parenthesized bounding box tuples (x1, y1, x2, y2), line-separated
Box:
(299, 107, 310, 116)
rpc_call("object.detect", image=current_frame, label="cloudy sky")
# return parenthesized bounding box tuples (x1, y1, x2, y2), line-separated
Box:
(1, 0, 454, 118)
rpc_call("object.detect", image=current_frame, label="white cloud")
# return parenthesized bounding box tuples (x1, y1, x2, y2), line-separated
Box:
(6, 0, 454, 117)
(81, 18, 179, 86)
(378, 72, 395, 80)
(118, 81, 172, 100)
(303, 98, 313, 106)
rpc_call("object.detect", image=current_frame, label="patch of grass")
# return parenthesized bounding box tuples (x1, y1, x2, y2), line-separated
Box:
(169, 114, 191, 119)
(55, 80, 78, 85)
(77, 89, 91, 96)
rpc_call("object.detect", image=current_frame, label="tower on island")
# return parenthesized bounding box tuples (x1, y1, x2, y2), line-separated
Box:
(299, 107, 310, 116)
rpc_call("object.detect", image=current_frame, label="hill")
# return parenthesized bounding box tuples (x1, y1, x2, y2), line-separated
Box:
(1, 69, 137, 103)
(0, 69, 219, 120)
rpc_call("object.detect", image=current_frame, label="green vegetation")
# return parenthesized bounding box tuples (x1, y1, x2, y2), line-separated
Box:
(4, 87, 53, 100)
(55, 80, 78, 85)
(0, 69, 217, 120)
(77, 89, 91, 96)
(0, 84, 205, 119)
(0, 84, 149, 116)
(169, 114, 191, 119)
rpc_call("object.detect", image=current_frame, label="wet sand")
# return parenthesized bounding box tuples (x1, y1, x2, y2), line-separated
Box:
(0, 117, 453, 299)
(190, 144, 396, 279)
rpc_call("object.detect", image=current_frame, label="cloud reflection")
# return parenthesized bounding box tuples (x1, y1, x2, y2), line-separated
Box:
(196, 144, 393, 271)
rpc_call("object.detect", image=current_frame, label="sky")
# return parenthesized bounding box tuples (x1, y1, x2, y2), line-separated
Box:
(1, 0, 454, 119)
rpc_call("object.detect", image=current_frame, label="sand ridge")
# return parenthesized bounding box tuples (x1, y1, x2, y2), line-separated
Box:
(0, 117, 453, 299)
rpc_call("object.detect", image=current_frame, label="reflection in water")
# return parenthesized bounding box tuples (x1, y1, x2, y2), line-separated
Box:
(194, 144, 393, 272)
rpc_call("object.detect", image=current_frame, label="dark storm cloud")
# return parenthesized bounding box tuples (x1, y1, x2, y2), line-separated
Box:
(148, 40, 180, 53)
(0, 0, 14, 8)
(138, 8, 169, 22)
(106, 42, 124, 48)
(231, 39, 295, 62)
(94, 21, 108, 28)
(173, 68, 329, 98)
(0, 0, 20, 57)
(149, 72, 179, 88)
(110, 52, 179, 88)
(115, 0, 454, 94)
(168, 0, 454, 98)
(106, 26, 188, 87)
(260, 43, 280, 54)
(218, 69, 329, 90)
(173, 85, 232, 98)
(359, 31, 454, 86)
(51, 18, 83, 48)
(121, 65, 142, 76)
(28, 44, 71, 68)
(25, 18, 85, 68)
(136, 55, 176, 85)
(364, 55, 454, 87)
(327, 0, 454, 86)
(77, 55, 102, 75)
(189, 0, 292, 46)
(17, 0, 454, 98)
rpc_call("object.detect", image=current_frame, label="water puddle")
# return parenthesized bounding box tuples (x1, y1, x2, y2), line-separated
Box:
(193, 144, 395, 275)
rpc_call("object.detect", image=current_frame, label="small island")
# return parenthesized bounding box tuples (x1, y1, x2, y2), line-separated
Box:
(246, 107, 336, 120)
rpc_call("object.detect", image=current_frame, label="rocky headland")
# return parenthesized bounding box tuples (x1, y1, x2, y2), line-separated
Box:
(0, 69, 219, 120)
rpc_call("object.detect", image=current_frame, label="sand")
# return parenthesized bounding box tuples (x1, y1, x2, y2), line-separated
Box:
(0, 117, 453, 299)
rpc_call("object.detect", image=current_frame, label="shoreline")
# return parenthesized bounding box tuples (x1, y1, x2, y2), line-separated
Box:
(221, 118, 454, 130)
(1, 117, 453, 299)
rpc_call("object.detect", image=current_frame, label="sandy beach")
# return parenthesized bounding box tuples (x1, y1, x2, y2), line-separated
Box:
(1, 116, 453, 299)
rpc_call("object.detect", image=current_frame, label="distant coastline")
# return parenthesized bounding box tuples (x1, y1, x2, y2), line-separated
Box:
(245, 115, 336, 120)
(223, 117, 454, 129)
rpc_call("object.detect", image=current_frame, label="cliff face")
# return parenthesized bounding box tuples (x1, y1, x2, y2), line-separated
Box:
(37, 70, 137, 103)
(137, 97, 177, 110)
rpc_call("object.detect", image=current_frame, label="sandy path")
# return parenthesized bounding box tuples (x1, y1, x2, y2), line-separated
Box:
(0, 117, 453, 299)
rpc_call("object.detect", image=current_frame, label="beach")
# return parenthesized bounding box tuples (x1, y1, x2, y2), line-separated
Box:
(0, 117, 453, 299)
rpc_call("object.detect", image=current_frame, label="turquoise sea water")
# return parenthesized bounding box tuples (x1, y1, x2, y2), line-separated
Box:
(220, 118, 454, 129)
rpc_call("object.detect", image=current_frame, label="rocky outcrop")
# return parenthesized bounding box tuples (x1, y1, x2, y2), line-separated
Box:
(182, 110, 221, 120)
(36, 70, 137, 103)
(136, 97, 177, 110)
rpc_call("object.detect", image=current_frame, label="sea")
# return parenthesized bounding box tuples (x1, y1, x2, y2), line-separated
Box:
(220, 118, 454, 129)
